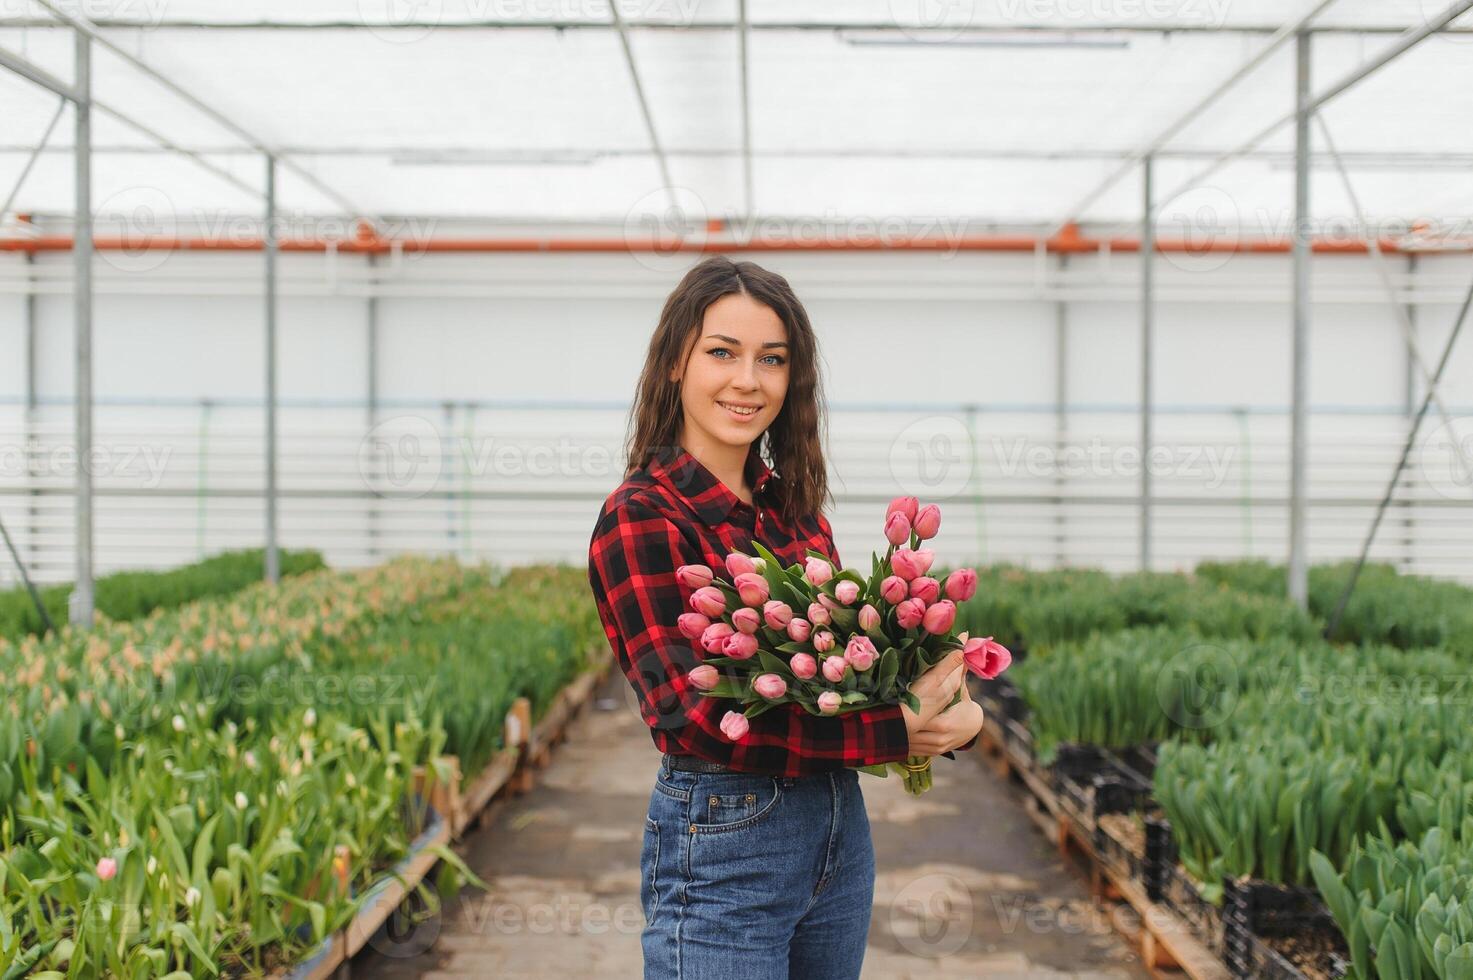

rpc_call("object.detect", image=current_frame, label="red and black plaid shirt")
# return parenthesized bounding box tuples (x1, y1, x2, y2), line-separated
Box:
(587, 445, 969, 778)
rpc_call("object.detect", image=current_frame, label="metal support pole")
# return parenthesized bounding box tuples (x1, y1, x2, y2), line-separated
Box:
(1288, 32, 1312, 610)
(1400, 254, 1418, 569)
(367, 253, 380, 560)
(70, 29, 93, 628)
(1054, 253, 1068, 569)
(24, 249, 39, 571)
(1140, 154, 1154, 572)
(264, 155, 279, 584)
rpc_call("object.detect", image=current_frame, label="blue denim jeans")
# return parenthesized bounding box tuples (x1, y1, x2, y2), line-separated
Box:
(641, 756, 877, 979)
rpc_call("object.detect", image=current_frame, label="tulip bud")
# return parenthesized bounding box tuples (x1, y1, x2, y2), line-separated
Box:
(725, 552, 757, 578)
(821, 655, 848, 683)
(688, 664, 720, 691)
(676, 564, 714, 589)
(700, 622, 735, 654)
(913, 504, 941, 540)
(763, 600, 794, 631)
(886, 495, 919, 525)
(817, 691, 842, 715)
(908, 576, 940, 606)
(834, 581, 860, 605)
(96, 857, 118, 881)
(723, 632, 759, 659)
(753, 674, 788, 700)
(858, 604, 880, 631)
(719, 710, 750, 741)
(804, 556, 834, 586)
(914, 548, 936, 575)
(690, 586, 726, 618)
(789, 653, 817, 679)
(812, 630, 836, 653)
(786, 617, 812, 642)
(807, 601, 831, 626)
(895, 597, 926, 630)
(880, 575, 908, 604)
(734, 572, 770, 607)
(732, 607, 762, 635)
(921, 599, 957, 635)
(678, 613, 711, 641)
(890, 548, 925, 581)
(944, 568, 978, 603)
(883, 512, 911, 546)
(845, 635, 878, 671)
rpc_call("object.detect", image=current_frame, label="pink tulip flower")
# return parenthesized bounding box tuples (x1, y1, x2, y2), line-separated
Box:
(725, 552, 757, 578)
(753, 674, 788, 700)
(807, 601, 831, 626)
(786, 617, 812, 642)
(763, 600, 794, 631)
(821, 655, 849, 683)
(789, 653, 818, 679)
(834, 581, 860, 605)
(723, 632, 759, 659)
(895, 597, 926, 630)
(813, 630, 836, 653)
(845, 635, 878, 671)
(731, 607, 761, 635)
(858, 604, 880, 631)
(891, 548, 926, 581)
(962, 635, 1013, 679)
(720, 710, 750, 741)
(944, 568, 978, 603)
(921, 599, 957, 635)
(914, 548, 936, 575)
(700, 622, 735, 654)
(886, 496, 919, 525)
(913, 504, 941, 540)
(690, 586, 725, 618)
(817, 691, 842, 715)
(908, 576, 940, 606)
(678, 613, 711, 641)
(688, 664, 720, 691)
(96, 857, 118, 881)
(804, 556, 834, 586)
(880, 575, 908, 604)
(884, 512, 911, 546)
(676, 564, 714, 589)
(734, 573, 770, 607)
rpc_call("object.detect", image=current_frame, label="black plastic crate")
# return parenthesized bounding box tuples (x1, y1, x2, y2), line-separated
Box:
(1143, 816, 1224, 951)
(1222, 876, 1345, 980)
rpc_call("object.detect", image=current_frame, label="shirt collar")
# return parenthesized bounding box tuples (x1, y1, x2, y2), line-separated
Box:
(647, 446, 774, 526)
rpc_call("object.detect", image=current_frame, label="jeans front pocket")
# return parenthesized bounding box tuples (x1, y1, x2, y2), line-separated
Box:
(689, 774, 782, 834)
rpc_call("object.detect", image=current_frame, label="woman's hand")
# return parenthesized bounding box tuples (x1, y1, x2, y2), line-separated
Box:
(906, 672, 984, 757)
(900, 649, 969, 754)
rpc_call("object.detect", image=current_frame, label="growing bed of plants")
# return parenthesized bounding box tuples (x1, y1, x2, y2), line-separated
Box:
(0, 557, 603, 977)
(956, 559, 1473, 980)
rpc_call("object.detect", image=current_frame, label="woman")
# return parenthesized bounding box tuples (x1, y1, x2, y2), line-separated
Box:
(586, 255, 983, 979)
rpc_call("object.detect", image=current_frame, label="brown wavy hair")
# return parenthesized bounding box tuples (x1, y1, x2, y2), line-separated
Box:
(624, 255, 832, 527)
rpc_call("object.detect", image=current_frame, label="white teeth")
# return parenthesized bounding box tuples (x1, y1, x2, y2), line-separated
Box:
(720, 402, 758, 416)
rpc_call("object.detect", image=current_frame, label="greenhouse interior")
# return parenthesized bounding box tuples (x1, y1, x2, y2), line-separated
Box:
(1, 0, 1472, 977)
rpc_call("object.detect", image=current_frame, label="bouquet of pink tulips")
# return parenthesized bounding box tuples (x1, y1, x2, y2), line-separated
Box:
(675, 496, 1012, 795)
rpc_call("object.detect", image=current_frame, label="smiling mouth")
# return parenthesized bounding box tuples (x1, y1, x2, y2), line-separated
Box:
(718, 401, 761, 416)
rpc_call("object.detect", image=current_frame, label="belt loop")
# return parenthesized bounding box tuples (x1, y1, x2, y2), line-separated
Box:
(660, 754, 670, 778)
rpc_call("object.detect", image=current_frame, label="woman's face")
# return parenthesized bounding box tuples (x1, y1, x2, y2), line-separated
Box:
(670, 292, 790, 453)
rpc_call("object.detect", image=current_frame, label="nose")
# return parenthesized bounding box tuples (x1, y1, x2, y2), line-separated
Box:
(733, 356, 760, 390)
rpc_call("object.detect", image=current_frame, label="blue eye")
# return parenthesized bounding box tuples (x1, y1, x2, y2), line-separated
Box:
(709, 347, 786, 366)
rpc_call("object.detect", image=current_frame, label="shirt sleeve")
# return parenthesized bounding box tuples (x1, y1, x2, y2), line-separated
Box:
(588, 495, 913, 778)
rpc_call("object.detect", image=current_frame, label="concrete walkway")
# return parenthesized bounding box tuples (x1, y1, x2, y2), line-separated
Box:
(357, 671, 1150, 979)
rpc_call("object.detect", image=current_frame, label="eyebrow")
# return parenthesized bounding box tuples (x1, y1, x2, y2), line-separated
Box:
(704, 334, 790, 350)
